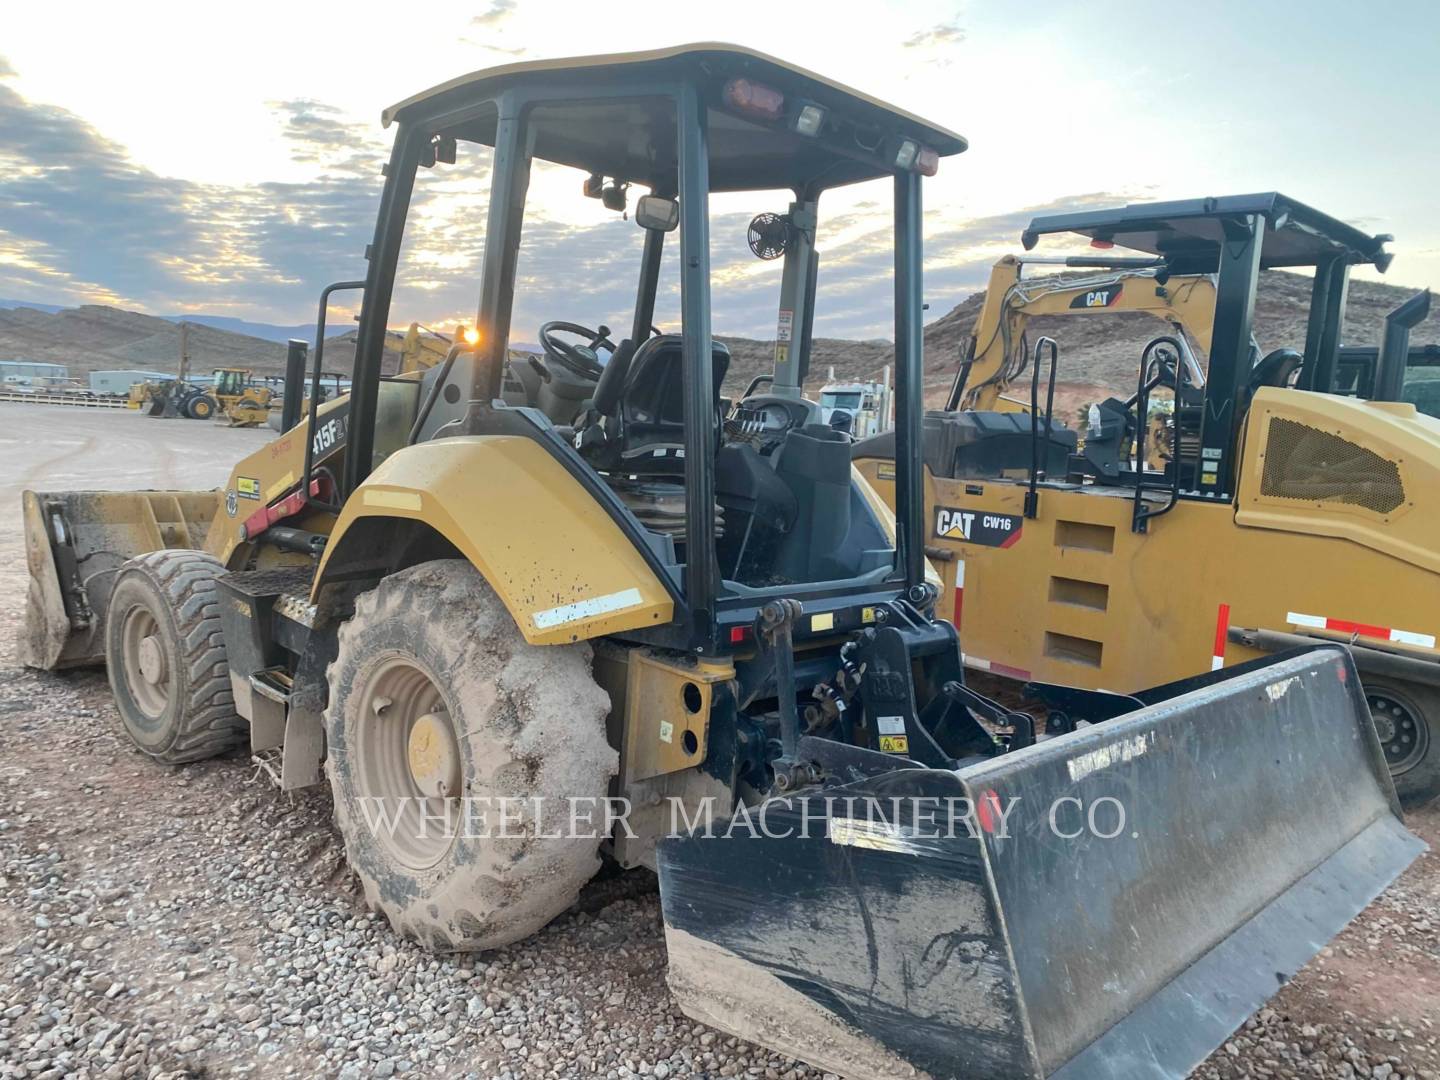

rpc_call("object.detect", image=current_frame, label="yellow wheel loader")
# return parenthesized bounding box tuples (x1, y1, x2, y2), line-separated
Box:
(20, 52, 1423, 1079)
(856, 194, 1440, 807)
(128, 377, 219, 419)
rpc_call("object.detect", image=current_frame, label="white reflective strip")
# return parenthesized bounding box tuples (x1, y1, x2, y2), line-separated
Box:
(962, 654, 991, 671)
(1390, 628, 1437, 649)
(1211, 656, 1225, 671)
(1286, 612, 1327, 629)
(533, 588, 644, 629)
(955, 559, 966, 587)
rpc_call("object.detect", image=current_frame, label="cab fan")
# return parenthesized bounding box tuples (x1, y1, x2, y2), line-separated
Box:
(747, 212, 790, 260)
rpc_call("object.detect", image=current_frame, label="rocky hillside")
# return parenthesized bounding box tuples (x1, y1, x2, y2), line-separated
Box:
(0, 305, 288, 377)
(906, 269, 1438, 408)
(3, 271, 1431, 401)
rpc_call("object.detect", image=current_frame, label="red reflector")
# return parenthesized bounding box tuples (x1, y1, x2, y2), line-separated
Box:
(915, 145, 939, 176)
(723, 78, 785, 121)
(730, 626, 749, 644)
(976, 789, 1003, 834)
(1090, 238, 1115, 249)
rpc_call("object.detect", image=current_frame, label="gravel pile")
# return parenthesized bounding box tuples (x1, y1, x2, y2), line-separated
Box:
(0, 659, 842, 1079)
(0, 565, 1436, 1079)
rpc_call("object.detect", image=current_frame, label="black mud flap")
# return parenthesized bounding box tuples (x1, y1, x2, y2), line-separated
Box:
(656, 646, 1425, 1079)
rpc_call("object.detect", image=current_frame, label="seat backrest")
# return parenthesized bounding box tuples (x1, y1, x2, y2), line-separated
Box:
(1250, 348, 1304, 392)
(618, 335, 730, 471)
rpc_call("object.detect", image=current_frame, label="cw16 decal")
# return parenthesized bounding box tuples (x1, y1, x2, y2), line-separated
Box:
(933, 507, 1023, 547)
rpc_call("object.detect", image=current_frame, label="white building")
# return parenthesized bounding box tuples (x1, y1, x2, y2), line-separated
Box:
(0, 360, 69, 387)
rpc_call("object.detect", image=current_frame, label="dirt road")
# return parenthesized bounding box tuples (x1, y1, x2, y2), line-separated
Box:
(0, 405, 1436, 1079)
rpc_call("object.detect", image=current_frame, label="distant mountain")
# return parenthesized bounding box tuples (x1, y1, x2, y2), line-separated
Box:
(0, 304, 287, 375)
(1, 297, 354, 345)
(3, 273, 1432, 401)
(156, 313, 355, 344)
(0, 297, 67, 315)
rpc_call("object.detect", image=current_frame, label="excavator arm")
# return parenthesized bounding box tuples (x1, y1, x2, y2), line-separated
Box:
(950, 254, 1218, 411)
(397, 322, 455, 374)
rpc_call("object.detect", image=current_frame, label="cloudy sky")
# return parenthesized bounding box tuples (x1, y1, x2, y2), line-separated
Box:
(1, 0, 1436, 343)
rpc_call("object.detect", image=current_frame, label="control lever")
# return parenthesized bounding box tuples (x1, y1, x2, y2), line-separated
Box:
(758, 599, 814, 791)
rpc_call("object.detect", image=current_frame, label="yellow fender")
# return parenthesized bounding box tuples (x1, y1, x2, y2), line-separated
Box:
(314, 436, 675, 644)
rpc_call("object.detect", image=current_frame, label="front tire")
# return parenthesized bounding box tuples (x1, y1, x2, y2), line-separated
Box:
(105, 550, 245, 763)
(324, 560, 617, 952)
(187, 394, 217, 420)
(1364, 677, 1440, 808)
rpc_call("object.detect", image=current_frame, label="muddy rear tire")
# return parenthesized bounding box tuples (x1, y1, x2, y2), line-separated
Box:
(1364, 677, 1440, 808)
(324, 560, 617, 952)
(105, 550, 245, 764)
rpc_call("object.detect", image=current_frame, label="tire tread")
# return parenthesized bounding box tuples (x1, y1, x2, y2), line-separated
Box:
(118, 550, 245, 763)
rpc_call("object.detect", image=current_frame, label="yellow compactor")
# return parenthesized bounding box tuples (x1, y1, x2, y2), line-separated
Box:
(856, 195, 1440, 805)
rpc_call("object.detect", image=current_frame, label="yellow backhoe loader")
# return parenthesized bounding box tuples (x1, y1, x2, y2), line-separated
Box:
(20, 52, 1423, 1080)
(856, 194, 1440, 806)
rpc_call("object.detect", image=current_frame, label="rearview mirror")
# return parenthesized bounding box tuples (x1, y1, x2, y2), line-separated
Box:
(636, 195, 679, 232)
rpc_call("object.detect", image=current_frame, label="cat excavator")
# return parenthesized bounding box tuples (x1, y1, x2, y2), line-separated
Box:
(946, 253, 1217, 417)
(20, 56, 1423, 1080)
(855, 193, 1440, 806)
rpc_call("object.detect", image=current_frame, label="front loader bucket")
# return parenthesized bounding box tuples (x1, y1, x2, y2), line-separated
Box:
(657, 646, 1424, 1080)
(20, 488, 221, 669)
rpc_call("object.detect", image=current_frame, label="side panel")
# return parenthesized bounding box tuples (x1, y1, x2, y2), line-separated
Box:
(1236, 388, 1440, 574)
(314, 436, 674, 645)
(202, 390, 368, 562)
(887, 468, 1440, 693)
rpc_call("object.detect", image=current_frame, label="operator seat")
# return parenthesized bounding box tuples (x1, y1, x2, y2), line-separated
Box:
(1240, 347, 1304, 416)
(1250, 348, 1304, 391)
(615, 334, 730, 474)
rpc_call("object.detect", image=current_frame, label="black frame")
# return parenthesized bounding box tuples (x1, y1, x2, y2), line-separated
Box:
(1021, 193, 1392, 501)
(334, 64, 933, 654)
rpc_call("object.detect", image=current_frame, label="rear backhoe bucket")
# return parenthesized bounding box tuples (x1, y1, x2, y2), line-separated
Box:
(20, 488, 221, 669)
(657, 646, 1424, 1080)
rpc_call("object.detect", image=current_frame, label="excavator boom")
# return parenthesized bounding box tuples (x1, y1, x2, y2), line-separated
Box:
(951, 254, 1217, 412)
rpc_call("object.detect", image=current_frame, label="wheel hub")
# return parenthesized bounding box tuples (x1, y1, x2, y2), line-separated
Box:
(120, 606, 170, 720)
(137, 635, 166, 685)
(1368, 691, 1429, 774)
(1371, 708, 1397, 745)
(407, 710, 461, 799)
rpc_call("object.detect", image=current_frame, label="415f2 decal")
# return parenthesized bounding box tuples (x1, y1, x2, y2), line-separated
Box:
(312, 409, 348, 460)
(934, 507, 1023, 547)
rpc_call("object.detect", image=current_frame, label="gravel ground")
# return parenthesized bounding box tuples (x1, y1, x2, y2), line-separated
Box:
(0, 405, 1437, 1079)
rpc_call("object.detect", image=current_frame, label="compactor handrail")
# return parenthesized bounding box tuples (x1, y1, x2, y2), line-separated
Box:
(1132, 335, 1186, 533)
(1025, 336, 1060, 520)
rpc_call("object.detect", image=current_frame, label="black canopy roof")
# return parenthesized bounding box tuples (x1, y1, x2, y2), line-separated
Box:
(383, 43, 968, 193)
(1021, 193, 1392, 274)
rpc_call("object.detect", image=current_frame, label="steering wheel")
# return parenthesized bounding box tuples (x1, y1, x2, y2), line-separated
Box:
(538, 321, 614, 381)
